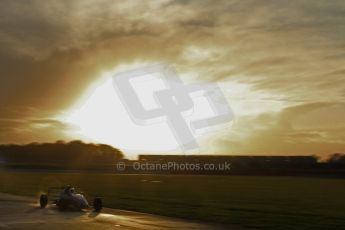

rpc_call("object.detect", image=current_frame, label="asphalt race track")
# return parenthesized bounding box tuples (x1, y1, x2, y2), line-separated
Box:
(0, 193, 242, 230)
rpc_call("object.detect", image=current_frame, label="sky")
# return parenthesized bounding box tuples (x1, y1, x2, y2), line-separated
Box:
(0, 0, 344, 158)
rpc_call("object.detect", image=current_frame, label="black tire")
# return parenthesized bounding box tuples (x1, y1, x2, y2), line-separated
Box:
(93, 198, 102, 212)
(40, 194, 48, 208)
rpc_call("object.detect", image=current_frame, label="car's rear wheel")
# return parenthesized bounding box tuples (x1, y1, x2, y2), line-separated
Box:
(93, 198, 102, 212)
(40, 194, 48, 208)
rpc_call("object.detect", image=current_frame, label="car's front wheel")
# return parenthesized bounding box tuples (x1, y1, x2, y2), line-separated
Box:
(40, 194, 48, 208)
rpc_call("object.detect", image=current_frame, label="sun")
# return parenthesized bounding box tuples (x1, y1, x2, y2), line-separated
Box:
(58, 65, 263, 158)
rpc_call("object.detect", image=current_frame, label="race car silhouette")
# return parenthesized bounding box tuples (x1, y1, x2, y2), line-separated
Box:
(39, 186, 102, 212)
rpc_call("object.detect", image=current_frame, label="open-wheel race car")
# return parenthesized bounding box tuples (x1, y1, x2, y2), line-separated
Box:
(39, 186, 102, 212)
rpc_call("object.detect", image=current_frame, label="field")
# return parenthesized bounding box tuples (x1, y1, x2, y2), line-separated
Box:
(0, 171, 345, 230)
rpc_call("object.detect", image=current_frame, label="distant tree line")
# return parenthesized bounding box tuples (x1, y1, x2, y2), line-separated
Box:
(326, 153, 345, 165)
(0, 140, 123, 170)
(0, 141, 344, 176)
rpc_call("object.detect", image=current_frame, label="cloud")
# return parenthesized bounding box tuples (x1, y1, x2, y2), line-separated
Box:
(215, 102, 345, 155)
(0, 117, 75, 144)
